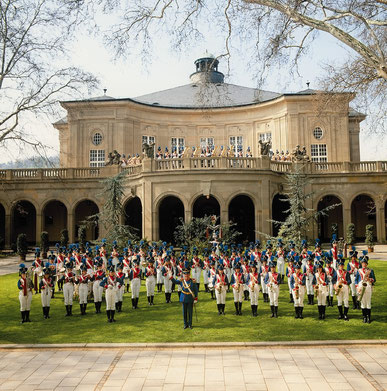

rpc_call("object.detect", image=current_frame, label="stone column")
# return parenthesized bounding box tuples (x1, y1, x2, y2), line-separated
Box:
(143, 181, 153, 240)
(376, 205, 386, 244)
(36, 213, 42, 244)
(5, 213, 11, 248)
(343, 207, 352, 239)
(220, 209, 228, 224)
(68, 213, 74, 243)
(184, 208, 192, 223)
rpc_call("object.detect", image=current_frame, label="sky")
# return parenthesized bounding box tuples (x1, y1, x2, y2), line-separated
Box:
(2, 15, 386, 164)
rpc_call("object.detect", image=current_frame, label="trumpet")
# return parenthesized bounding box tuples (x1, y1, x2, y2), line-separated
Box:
(294, 274, 300, 300)
(358, 268, 371, 301)
(335, 276, 344, 295)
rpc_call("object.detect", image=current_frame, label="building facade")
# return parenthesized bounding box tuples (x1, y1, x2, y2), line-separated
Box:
(0, 54, 385, 247)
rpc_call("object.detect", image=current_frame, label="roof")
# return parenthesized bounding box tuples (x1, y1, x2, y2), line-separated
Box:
(53, 117, 67, 125)
(88, 95, 116, 101)
(349, 107, 366, 118)
(132, 83, 281, 108)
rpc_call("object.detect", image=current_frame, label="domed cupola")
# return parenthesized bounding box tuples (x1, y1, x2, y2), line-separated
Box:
(190, 51, 224, 84)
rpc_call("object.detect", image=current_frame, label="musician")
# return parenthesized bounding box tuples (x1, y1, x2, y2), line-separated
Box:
(76, 265, 90, 315)
(175, 258, 185, 300)
(312, 259, 328, 320)
(290, 263, 306, 319)
(276, 239, 285, 284)
(122, 249, 132, 293)
(264, 261, 280, 318)
(129, 259, 142, 309)
(191, 249, 203, 292)
(285, 257, 295, 303)
(202, 251, 211, 293)
(55, 245, 65, 292)
(92, 260, 105, 314)
(145, 258, 157, 305)
(331, 235, 339, 270)
(99, 239, 108, 269)
(111, 241, 119, 270)
(47, 255, 57, 298)
(208, 261, 217, 300)
(213, 265, 228, 315)
(347, 247, 360, 309)
(355, 253, 376, 324)
(116, 263, 125, 312)
(39, 264, 54, 319)
(17, 264, 33, 323)
(300, 240, 309, 269)
(100, 266, 118, 323)
(155, 253, 164, 293)
(241, 257, 250, 301)
(303, 255, 315, 305)
(332, 256, 351, 321)
(32, 249, 43, 294)
(313, 239, 322, 263)
(325, 256, 336, 307)
(230, 263, 244, 316)
(162, 258, 173, 303)
(246, 263, 260, 317)
(58, 260, 76, 316)
(259, 255, 269, 303)
(171, 268, 198, 329)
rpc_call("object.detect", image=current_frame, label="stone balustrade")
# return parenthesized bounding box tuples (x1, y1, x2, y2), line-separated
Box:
(0, 158, 386, 180)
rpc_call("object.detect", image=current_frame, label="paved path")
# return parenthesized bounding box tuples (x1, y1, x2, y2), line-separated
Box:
(1, 245, 387, 276)
(0, 345, 387, 391)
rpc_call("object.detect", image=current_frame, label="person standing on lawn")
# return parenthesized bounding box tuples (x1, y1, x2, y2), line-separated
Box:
(59, 260, 76, 317)
(264, 260, 280, 318)
(39, 263, 54, 319)
(100, 266, 118, 323)
(332, 256, 351, 321)
(171, 268, 198, 329)
(290, 262, 306, 319)
(17, 264, 33, 323)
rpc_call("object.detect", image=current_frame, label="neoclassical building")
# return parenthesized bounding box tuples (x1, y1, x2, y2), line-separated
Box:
(0, 54, 386, 247)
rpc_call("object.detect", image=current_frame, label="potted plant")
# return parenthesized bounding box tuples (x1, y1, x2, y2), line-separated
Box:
(17, 233, 28, 261)
(346, 223, 355, 245)
(40, 231, 49, 259)
(78, 226, 86, 252)
(60, 229, 69, 248)
(365, 224, 374, 253)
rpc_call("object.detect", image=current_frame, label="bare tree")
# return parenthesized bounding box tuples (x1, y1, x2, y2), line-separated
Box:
(0, 0, 98, 151)
(104, 0, 386, 129)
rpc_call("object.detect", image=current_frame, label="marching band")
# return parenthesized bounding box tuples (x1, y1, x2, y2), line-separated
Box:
(17, 238, 376, 326)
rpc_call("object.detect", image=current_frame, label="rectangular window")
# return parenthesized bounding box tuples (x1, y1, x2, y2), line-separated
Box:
(311, 144, 327, 162)
(142, 135, 155, 145)
(259, 133, 271, 142)
(89, 150, 105, 167)
(171, 137, 185, 152)
(200, 137, 214, 149)
(229, 136, 243, 151)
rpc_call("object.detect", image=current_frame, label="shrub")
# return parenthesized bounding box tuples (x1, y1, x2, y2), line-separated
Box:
(17, 233, 28, 260)
(365, 224, 375, 248)
(60, 229, 69, 248)
(346, 223, 355, 245)
(40, 231, 49, 258)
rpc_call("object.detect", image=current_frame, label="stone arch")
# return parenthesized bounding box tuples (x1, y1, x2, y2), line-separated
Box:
(74, 199, 99, 241)
(0, 203, 5, 247)
(158, 195, 185, 245)
(192, 195, 221, 221)
(350, 194, 377, 241)
(42, 200, 68, 243)
(228, 194, 255, 243)
(271, 193, 290, 237)
(225, 190, 261, 211)
(124, 197, 142, 239)
(317, 195, 343, 241)
(11, 200, 37, 244)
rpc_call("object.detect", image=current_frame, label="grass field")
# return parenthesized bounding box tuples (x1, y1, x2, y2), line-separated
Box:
(1, 260, 386, 344)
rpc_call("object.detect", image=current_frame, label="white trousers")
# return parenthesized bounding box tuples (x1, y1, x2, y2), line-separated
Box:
(349, 275, 357, 296)
(63, 283, 74, 305)
(41, 289, 52, 307)
(203, 269, 209, 284)
(233, 287, 243, 302)
(156, 269, 163, 284)
(277, 258, 285, 275)
(19, 291, 32, 311)
(215, 287, 227, 304)
(249, 285, 259, 305)
(116, 286, 125, 302)
(93, 281, 103, 302)
(305, 274, 314, 295)
(146, 277, 156, 296)
(292, 286, 305, 307)
(359, 284, 373, 309)
(268, 285, 279, 306)
(260, 276, 268, 293)
(316, 285, 328, 306)
(164, 276, 172, 293)
(105, 286, 117, 310)
(336, 284, 349, 307)
(79, 284, 89, 304)
(131, 278, 141, 298)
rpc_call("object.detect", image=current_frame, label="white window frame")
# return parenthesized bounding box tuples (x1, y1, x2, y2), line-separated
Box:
(259, 132, 271, 142)
(171, 137, 185, 152)
(311, 144, 328, 162)
(313, 127, 324, 140)
(229, 136, 243, 151)
(200, 137, 214, 149)
(142, 135, 155, 145)
(89, 150, 105, 167)
(92, 132, 103, 146)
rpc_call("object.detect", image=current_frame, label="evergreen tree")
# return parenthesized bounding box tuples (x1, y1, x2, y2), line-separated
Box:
(271, 164, 340, 251)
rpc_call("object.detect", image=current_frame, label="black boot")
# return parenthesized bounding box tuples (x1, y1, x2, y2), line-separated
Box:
(20, 311, 25, 324)
(135, 298, 139, 309)
(238, 302, 242, 316)
(43, 307, 46, 318)
(98, 301, 102, 313)
(115, 302, 119, 310)
(211, 290, 214, 300)
(25, 310, 31, 322)
(338, 305, 344, 320)
(126, 284, 129, 293)
(222, 304, 226, 315)
(274, 306, 278, 318)
(322, 305, 326, 319)
(251, 305, 255, 316)
(357, 300, 361, 310)
(165, 293, 168, 303)
(362, 308, 367, 323)
(352, 296, 357, 310)
(299, 307, 304, 319)
(234, 302, 239, 315)
(318, 305, 322, 320)
(132, 298, 136, 309)
(344, 306, 349, 321)
(367, 309, 371, 324)
(46, 307, 50, 319)
(289, 293, 293, 303)
(69, 305, 73, 316)
(118, 302, 122, 312)
(218, 304, 222, 315)
(111, 310, 116, 322)
(311, 295, 314, 305)
(330, 296, 334, 307)
(295, 307, 299, 319)
(107, 310, 111, 322)
(95, 302, 99, 313)
(151, 295, 154, 305)
(205, 284, 209, 293)
(65, 305, 70, 316)
(80, 304, 84, 315)
(197, 283, 200, 292)
(270, 305, 275, 318)
(147, 296, 151, 306)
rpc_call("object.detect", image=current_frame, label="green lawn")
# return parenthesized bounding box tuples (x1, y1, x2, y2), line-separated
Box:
(1, 260, 386, 344)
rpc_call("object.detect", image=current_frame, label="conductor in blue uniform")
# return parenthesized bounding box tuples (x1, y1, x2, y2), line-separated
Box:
(172, 268, 198, 329)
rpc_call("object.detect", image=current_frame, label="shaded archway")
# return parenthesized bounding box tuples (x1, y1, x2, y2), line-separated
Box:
(385, 200, 387, 241)
(272, 194, 290, 237)
(74, 200, 99, 241)
(12, 201, 36, 244)
(228, 195, 255, 243)
(317, 195, 343, 241)
(43, 200, 68, 243)
(159, 196, 185, 245)
(193, 195, 220, 220)
(0, 203, 5, 248)
(124, 197, 142, 239)
(351, 194, 377, 241)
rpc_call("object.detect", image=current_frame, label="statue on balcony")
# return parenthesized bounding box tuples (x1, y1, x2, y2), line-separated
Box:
(142, 142, 155, 159)
(259, 138, 272, 156)
(291, 145, 310, 162)
(105, 150, 121, 166)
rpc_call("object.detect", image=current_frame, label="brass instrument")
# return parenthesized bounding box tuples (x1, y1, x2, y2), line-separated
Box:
(358, 268, 371, 302)
(294, 273, 300, 300)
(335, 275, 344, 296)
